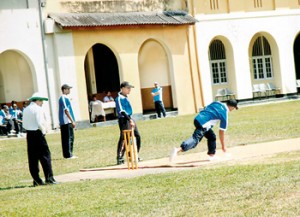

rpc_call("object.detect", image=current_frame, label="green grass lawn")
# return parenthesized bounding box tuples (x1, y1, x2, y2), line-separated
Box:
(0, 100, 300, 216)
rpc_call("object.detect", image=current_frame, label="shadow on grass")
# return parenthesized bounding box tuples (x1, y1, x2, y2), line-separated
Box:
(176, 160, 208, 164)
(80, 162, 209, 172)
(0, 185, 32, 191)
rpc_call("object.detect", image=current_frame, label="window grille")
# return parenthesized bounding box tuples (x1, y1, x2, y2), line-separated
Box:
(254, 0, 263, 8)
(209, 40, 227, 84)
(209, 39, 226, 60)
(252, 36, 273, 79)
(210, 0, 219, 10)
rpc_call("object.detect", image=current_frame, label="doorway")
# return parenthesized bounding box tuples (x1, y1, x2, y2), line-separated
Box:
(293, 34, 300, 93)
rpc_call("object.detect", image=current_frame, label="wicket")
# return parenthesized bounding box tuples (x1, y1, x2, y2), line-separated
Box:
(123, 128, 138, 170)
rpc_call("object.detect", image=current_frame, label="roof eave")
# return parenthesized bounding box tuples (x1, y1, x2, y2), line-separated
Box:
(59, 23, 195, 30)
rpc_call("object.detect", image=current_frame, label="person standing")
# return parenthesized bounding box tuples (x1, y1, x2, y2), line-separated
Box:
(169, 99, 238, 162)
(22, 92, 57, 186)
(115, 81, 142, 165)
(151, 82, 166, 118)
(58, 84, 77, 159)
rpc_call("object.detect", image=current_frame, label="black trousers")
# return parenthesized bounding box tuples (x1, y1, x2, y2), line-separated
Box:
(1, 120, 12, 134)
(0, 125, 8, 135)
(60, 123, 74, 158)
(12, 118, 20, 134)
(117, 117, 141, 159)
(26, 130, 54, 182)
(154, 101, 166, 118)
(180, 120, 217, 155)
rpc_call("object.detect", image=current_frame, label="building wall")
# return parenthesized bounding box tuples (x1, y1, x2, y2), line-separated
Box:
(45, 32, 80, 128)
(0, 51, 34, 101)
(41, 0, 201, 127)
(46, 0, 188, 13)
(194, 0, 300, 14)
(67, 25, 196, 121)
(0, 0, 53, 127)
(191, 0, 300, 105)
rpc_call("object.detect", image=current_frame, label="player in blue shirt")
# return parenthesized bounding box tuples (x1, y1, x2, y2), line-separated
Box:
(151, 82, 166, 118)
(169, 99, 238, 162)
(58, 84, 77, 159)
(115, 81, 141, 165)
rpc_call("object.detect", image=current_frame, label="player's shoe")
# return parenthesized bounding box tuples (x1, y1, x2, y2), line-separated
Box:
(169, 147, 178, 162)
(117, 157, 124, 165)
(207, 155, 219, 161)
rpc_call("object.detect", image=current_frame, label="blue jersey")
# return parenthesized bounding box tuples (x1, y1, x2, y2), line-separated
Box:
(10, 109, 22, 120)
(151, 87, 163, 102)
(58, 95, 75, 125)
(0, 110, 5, 124)
(195, 101, 229, 131)
(115, 92, 132, 118)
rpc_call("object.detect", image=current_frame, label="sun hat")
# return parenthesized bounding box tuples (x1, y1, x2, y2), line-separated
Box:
(28, 92, 49, 101)
(120, 81, 134, 88)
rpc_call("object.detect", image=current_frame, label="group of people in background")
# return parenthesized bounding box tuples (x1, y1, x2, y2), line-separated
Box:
(0, 100, 28, 137)
(89, 91, 115, 123)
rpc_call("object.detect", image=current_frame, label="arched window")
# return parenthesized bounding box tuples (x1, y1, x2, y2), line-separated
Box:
(252, 36, 273, 79)
(209, 40, 227, 84)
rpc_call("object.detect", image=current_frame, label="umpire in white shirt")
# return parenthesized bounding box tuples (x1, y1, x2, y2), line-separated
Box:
(23, 92, 57, 186)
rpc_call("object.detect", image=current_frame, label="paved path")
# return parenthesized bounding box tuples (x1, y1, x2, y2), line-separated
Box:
(55, 138, 300, 183)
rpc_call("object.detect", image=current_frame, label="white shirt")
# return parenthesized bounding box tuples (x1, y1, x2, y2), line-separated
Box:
(103, 96, 114, 102)
(23, 102, 47, 134)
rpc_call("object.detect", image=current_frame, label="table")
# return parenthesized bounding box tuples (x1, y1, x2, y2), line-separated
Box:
(90, 101, 105, 122)
(102, 101, 116, 115)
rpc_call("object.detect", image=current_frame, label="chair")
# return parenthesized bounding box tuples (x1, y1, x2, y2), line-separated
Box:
(266, 83, 281, 96)
(215, 89, 226, 101)
(224, 88, 235, 100)
(258, 83, 267, 98)
(252, 84, 262, 99)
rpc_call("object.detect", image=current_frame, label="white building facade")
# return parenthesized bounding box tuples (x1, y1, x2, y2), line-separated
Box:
(191, 0, 300, 105)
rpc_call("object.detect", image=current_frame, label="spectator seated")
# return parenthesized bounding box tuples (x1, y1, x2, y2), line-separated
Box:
(0, 105, 13, 136)
(89, 95, 106, 122)
(10, 103, 23, 134)
(0, 116, 8, 136)
(89, 92, 118, 121)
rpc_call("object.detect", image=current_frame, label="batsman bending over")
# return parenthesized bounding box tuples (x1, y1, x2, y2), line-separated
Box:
(115, 81, 141, 165)
(170, 99, 238, 162)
